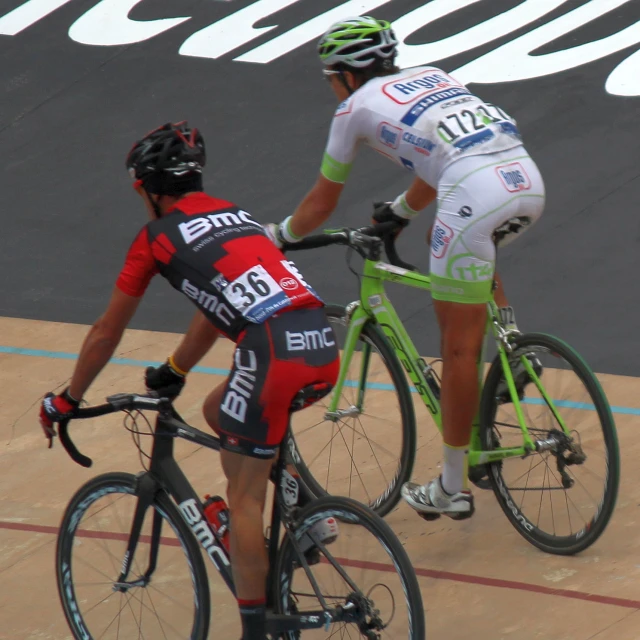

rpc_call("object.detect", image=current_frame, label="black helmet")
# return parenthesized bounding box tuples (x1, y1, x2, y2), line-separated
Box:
(126, 121, 206, 196)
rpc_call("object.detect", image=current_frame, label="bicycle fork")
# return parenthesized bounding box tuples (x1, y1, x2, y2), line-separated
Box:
(112, 473, 161, 592)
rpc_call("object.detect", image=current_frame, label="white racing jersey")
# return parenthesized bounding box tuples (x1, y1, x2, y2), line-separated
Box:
(321, 66, 524, 187)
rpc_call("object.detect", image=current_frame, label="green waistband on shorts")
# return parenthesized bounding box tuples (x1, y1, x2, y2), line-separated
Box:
(431, 273, 493, 304)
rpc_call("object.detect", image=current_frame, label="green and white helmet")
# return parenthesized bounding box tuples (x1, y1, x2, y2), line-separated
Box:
(318, 16, 398, 69)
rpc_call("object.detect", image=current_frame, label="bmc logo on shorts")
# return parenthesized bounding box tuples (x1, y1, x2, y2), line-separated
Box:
(496, 163, 531, 192)
(286, 328, 335, 351)
(431, 221, 454, 259)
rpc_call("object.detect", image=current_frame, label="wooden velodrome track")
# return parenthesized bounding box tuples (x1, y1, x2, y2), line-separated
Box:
(1, 316, 639, 639)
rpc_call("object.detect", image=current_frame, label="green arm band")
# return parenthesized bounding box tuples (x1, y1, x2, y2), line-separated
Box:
(320, 152, 353, 184)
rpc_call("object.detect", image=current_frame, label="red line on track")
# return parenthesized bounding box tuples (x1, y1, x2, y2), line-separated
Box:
(3, 520, 638, 610)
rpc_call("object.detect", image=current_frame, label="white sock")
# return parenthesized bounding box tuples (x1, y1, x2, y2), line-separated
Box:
(441, 444, 469, 495)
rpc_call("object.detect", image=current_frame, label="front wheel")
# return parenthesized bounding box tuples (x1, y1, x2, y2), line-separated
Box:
(274, 496, 426, 640)
(288, 304, 417, 517)
(56, 472, 210, 639)
(479, 333, 620, 555)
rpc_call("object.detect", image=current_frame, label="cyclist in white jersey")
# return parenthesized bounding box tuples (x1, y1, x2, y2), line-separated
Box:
(266, 16, 545, 520)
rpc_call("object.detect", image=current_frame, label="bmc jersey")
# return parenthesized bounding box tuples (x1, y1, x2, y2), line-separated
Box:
(116, 193, 322, 341)
(321, 66, 523, 187)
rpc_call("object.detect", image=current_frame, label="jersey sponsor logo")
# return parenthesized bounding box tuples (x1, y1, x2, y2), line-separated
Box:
(496, 162, 531, 192)
(431, 221, 454, 259)
(335, 97, 353, 117)
(279, 277, 298, 291)
(282, 260, 320, 300)
(441, 96, 475, 109)
(499, 121, 521, 139)
(383, 70, 462, 105)
(400, 87, 472, 127)
(285, 328, 335, 351)
(221, 348, 257, 423)
(377, 122, 402, 149)
(178, 210, 260, 244)
(211, 273, 229, 292)
(402, 132, 435, 156)
(453, 128, 495, 151)
(181, 278, 234, 326)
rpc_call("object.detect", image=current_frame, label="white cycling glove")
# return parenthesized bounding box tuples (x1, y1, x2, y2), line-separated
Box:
(390, 192, 420, 219)
(264, 216, 302, 249)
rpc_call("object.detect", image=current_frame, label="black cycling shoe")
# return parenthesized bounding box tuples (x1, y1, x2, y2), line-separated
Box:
(496, 353, 543, 403)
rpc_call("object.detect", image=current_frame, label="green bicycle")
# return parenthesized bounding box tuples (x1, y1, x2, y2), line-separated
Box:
(285, 221, 620, 555)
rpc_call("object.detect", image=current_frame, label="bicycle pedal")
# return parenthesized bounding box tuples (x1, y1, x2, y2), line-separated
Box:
(449, 510, 474, 521)
(417, 512, 441, 522)
(468, 466, 492, 490)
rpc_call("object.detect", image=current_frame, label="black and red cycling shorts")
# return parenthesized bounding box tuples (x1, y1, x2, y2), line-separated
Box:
(215, 307, 339, 459)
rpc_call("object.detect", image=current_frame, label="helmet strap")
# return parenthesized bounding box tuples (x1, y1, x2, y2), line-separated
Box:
(338, 70, 355, 96)
(143, 187, 163, 219)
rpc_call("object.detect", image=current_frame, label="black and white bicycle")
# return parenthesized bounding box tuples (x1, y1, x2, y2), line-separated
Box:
(54, 387, 425, 639)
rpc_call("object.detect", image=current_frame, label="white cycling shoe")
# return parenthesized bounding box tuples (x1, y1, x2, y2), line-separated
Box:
(299, 516, 339, 552)
(402, 476, 475, 521)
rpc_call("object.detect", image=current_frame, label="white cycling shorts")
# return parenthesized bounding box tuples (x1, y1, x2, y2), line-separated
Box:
(430, 146, 545, 304)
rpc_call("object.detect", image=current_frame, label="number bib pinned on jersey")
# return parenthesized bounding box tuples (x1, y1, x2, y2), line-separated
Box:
(223, 264, 290, 323)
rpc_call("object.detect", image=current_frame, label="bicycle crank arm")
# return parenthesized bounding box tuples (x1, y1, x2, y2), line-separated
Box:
(266, 610, 334, 633)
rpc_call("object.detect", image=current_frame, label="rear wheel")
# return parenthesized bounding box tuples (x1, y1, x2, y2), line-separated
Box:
(480, 333, 620, 554)
(288, 304, 416, 517)
(274, 496, 426, 640)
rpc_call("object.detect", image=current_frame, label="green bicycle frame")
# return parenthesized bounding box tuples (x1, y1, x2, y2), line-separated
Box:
(326, 255, 570, 468)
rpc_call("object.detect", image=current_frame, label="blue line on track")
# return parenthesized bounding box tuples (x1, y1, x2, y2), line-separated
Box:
(3, 345, 639, 416)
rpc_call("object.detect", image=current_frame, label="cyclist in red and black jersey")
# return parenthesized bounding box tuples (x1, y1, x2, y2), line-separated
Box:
(40, 122, 339, 640)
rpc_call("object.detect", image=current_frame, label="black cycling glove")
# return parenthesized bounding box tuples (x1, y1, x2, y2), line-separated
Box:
(145, 359, 186, 399)
(372, 201, 411, 228)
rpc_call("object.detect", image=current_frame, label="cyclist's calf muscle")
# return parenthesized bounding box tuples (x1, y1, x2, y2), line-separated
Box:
(434, 300, 487, 448)
(221, 449, 272, 603)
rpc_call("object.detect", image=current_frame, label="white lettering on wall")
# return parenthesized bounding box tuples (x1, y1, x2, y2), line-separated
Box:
(68, 0, 190, 46)
(179, 0, 300, 60)
(394, 0, 568, 70)
(0, 0, 73, 35)
(606, 48, 640, 97)
(235, 0, 392, 64)
(453, 0, 640, 86)
(0, 0, 638, 96)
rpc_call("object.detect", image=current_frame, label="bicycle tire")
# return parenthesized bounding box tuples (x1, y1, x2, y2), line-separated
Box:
(479, 333, 620, 555)
(289, 303, 416, 517)
(56, 472, 210, 639)
(273, 495, 426, 640)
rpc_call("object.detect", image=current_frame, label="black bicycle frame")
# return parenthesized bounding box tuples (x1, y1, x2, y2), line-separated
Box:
(117, 412, 236, 592)
(64, 396, 366, 634)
